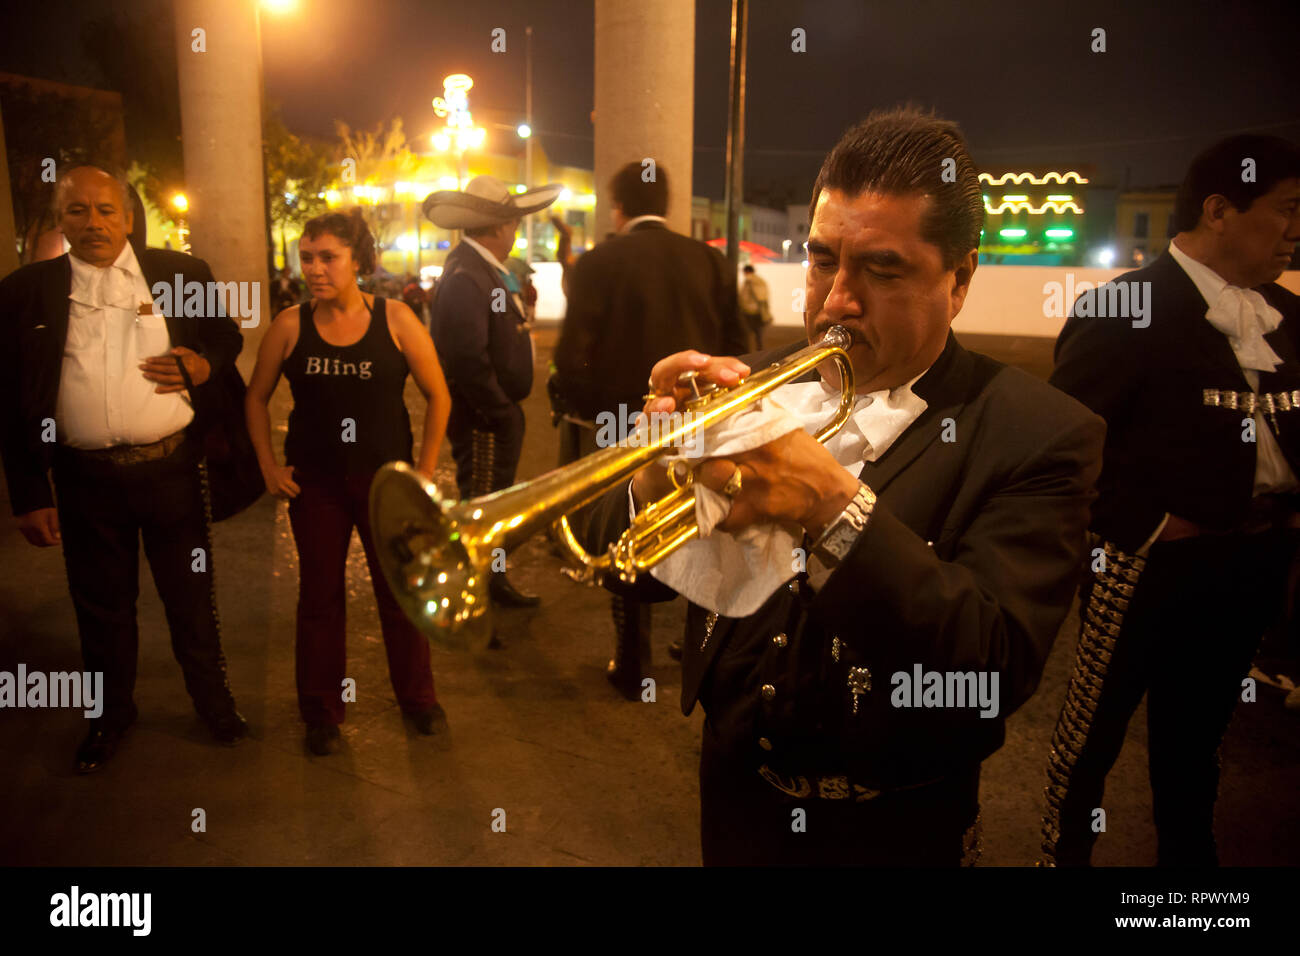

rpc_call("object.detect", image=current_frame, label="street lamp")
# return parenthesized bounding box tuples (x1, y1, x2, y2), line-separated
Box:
(432, 73, 485, 190)
(171, 193, 190, 252)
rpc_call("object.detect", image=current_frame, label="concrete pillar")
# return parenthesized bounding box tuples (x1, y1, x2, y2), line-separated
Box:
(593, 0, 694, 239)
(173, 0, 270, 355)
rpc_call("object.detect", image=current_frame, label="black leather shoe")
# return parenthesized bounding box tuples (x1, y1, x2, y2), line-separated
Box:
(76, 721, 133, 774)
(607, 594, 651, 700)
(305, 723, 340, 756)
(406, 704, 448, 735)
(606, 660, 644, 700)
(489, 573, 541, 608)
(667, 640, 683, 662)
(207, 711, 249, 746)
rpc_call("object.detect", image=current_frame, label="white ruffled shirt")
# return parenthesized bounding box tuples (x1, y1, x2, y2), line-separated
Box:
(635, 370, 928, 616)
(57, 243, 193, 449)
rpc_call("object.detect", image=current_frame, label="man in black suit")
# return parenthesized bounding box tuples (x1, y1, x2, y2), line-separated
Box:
(0, 165, 249, 772)
(581, 108, 1105, 864)
(1042, 135, 1300, 866)
(424, 175, 563, 608)
(553, 161, 748, 697)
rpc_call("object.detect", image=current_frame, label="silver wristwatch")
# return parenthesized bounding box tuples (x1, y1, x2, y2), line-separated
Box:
(811, 483, 877, 567)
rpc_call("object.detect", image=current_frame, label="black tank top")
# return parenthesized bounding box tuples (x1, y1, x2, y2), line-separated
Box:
(283, 296, 413, 476)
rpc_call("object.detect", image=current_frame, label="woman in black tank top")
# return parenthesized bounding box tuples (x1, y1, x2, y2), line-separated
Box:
(245, 209, 451, 756)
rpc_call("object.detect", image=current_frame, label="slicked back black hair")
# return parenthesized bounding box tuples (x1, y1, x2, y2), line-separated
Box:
(810, 106, 984, 270)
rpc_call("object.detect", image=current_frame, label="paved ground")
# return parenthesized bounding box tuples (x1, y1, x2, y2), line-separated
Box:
(1, 326, 1296, 866)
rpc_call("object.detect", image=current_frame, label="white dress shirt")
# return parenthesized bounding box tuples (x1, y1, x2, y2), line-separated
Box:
(57, 243, 194, 449)
(461, 236, 527, 318)
(620, 215, 669, 233)
(1168, 240, 1297, 495)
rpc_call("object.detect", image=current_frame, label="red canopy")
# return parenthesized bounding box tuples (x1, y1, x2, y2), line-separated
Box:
(705, 238, 779, 261)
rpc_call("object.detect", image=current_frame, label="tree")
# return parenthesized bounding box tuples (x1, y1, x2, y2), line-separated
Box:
(264, 104, 330, 270)
(78, 1, 184, 219)
(0, 83, 119, 262)
(333, 117, 419, 259)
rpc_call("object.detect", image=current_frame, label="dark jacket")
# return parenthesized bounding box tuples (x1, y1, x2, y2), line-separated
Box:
(554, 220, 749, 420)
(1051, 251, 1300, 553)
(583, 332, 1105, 788)
(429, 241, 534, 428)
(0, 249, 244, 516)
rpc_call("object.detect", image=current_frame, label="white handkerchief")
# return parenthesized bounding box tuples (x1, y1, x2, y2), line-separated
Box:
(648, 377, 927, 616)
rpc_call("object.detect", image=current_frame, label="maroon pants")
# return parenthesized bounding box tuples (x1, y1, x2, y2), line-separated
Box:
(288, 469, 438, 726)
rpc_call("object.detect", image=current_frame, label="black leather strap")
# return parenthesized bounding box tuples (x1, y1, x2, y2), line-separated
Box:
(174, 353, 196, 393)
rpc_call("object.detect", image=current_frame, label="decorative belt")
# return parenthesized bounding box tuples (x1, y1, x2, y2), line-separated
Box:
(758, 764, 945, 801)
(1202, 388, 1300, 416)
(64, 429, 187, 466)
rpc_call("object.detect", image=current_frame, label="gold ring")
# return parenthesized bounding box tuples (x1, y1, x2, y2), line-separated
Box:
(722, 466, 743, 497)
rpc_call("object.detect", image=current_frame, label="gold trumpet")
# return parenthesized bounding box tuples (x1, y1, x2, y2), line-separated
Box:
(369, 325, 855, 641)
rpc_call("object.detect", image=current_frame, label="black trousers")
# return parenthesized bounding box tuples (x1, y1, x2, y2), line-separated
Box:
(51, 438, 236, 730)
(446, 398, 525, 499)
(699, 721, 981, 866)
(1051, 527, 1299, 866)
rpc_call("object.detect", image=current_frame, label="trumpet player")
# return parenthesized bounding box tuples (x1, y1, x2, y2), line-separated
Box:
(581, 107, 1106, 865)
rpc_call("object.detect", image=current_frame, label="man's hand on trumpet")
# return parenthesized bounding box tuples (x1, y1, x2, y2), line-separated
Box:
(633, 350, 860, 538)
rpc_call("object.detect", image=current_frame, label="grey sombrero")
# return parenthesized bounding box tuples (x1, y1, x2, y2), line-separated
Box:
(422, 175, 564, 229)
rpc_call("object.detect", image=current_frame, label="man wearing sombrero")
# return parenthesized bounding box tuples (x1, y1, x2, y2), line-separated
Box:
(424, 175, 562, 608)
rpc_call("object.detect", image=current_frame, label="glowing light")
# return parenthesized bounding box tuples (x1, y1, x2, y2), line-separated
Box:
(262, 0, 296, 12)
(979, 171, 1089, 186)
(559, 187, 572, 202)
(1046, 195, 1074, 202)
(1001, 195, 1030, 202)
(514, 236, 528, 251)
(999, 228, 1028, 239)
(516, 123, 532, 138)
(170, 193, 188, 213)
(432, 132, 451, 152)
(1044, 228, 1075, 240)
(985, 200, 1084, 215)
(395, 233, 418, 251)
(1097, 247, 1116, 267)
(515, 184, 528, 194)
(438, 176, 459, 190)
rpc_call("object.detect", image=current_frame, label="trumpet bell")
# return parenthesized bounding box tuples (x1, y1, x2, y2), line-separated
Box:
(369, 462, 487, 646)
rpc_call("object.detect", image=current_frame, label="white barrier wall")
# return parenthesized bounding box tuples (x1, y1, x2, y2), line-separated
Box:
(533, 260, 1300, 337)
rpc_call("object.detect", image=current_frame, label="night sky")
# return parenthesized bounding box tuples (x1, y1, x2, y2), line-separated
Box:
(3, 0, 1298, 201)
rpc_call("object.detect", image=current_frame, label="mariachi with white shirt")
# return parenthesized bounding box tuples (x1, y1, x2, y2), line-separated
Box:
(0, 238, 247, 757)
(1043, 224, 1300, 866)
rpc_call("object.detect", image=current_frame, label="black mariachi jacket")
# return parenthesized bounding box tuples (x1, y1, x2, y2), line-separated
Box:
(554, 220, 749, 421)
(583, 333, 1105, 789)
(0, 249, 244, 516)
(429, 241, 534, 429)
(1051, 251, 1300, 553)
